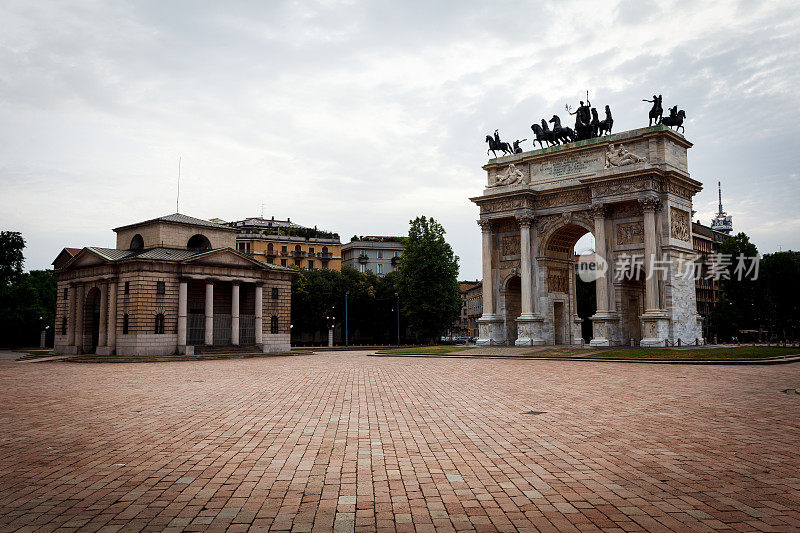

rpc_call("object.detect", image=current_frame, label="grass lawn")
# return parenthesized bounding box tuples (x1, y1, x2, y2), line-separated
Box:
(588, 346, 800, 360)
(378, 346, 473, 355)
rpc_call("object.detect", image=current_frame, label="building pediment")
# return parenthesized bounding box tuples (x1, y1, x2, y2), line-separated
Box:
(182, 248, 273, 269)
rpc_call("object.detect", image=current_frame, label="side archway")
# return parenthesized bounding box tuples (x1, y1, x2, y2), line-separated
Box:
(187, 234, 212, 252)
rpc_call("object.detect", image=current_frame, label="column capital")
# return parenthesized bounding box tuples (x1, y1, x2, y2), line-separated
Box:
(590, 203, 607, 219)
(205, 277, 217, 284)
(231, 280, 242, 286)
(178, 276, 191, 284)
(515, 214, 534, 227)
(638, 196, 661, 212)
(477, 219, 493, 231)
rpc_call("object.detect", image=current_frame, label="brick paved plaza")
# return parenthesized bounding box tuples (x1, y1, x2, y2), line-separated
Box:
(1, 353, 799, 532)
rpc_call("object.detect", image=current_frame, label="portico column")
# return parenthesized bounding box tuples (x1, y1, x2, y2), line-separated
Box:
(254, 284, 263, 345)
(516, 215, 534, 316)
(590, 203, 615, 347)
(98, 282, 108, 347)
(205, 280, 214, 345)
(74, 284, 85, 352)
(640, 197, 661, 312)
(231, 281, 240, 345)
(478, 219, 495, 317)
(592, 204, 609, 313)
(177, 279, 188, 348)
(66, 283, 76, 346)
(107, 281, 117, 348)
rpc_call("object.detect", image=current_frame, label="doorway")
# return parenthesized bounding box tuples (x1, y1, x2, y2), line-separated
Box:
(505, 276, 521, 344)
(84, 288, 101, 353)
(554, 301, 565, 344)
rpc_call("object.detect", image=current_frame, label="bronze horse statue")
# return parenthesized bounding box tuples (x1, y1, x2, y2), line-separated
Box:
(531, 122, 557, 148)
(643, 94, 663, 126)
(660, 109, 686, 133)
(485, 135, 514, 157)
(549, 115, 576, 144)
(598, 105, 613, 136)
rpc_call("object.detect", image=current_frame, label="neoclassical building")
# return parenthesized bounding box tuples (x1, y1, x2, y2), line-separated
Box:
(471, 125, 703, 347)
(53, 214, 294, 356)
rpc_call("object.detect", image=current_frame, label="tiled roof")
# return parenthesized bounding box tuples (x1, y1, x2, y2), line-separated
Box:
(113, 213, 236, 232)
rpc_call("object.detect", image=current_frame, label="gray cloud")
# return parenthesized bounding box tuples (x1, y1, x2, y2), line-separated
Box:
(1, 0, 799, 276)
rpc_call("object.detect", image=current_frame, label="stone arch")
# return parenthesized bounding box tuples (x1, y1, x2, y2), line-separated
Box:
(187, 234, 211, 251)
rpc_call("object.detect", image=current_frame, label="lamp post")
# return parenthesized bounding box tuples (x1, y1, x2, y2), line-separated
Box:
(395, 292, 400, 346)
(345, 291, 349, 347)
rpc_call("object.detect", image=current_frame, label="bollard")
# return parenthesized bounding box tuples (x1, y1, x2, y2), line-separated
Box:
(677, 338, 681, 347)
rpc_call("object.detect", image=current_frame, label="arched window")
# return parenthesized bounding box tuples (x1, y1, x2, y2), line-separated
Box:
(154, 313, 165, 334)
(187, 234, 212, 251)
(267, 243, 274, 252)
(270, 315, 279, 334)
(130, 234, 144, 250)
(322, 246, 328, 253)
(294, 244, 301, 252)
(123, 314, 130, 334)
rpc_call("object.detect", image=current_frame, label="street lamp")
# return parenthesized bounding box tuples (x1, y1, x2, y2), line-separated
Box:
(394, 292, 400, 346)
(345, 291, 349, 347)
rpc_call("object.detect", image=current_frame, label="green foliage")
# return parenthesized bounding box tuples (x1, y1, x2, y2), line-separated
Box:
(0, 232, 57, 347)
(395, 216, 461, 343)
(291, 267, 407, 344)
(711, 232, 759, 338)
(0, 231, 25, 286)
(756, 251, 800, 338)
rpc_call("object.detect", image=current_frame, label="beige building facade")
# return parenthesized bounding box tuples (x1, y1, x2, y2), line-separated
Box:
(53, 214, 294, 356)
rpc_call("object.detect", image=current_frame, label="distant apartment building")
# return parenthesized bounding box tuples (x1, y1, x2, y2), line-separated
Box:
(341, 236, 405, 276)
(452, 281, 480, 336)
(225, 216, 342, 271)
(692, 220, 727, 319)
(465, 282, 483, 338)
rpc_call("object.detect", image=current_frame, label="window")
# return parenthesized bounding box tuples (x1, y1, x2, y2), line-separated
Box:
(187, 234, 211, 251)
(63, 287, 68, 300)
(377, 264, 383, 274)
(270, 315, 279, 334)
(394, 251, 399, 257)
(124, 281, 130, 294)
(61, 317, 67, 335)
(377, 250, 383, 259)
(322, 262, 328, 270)
(272, 288, 279, 300)
(156, 281, 165, 294)
(267, 258, 274, 264)
(281, 259, 287, 267)
(130, 234, 144, 250)
(123, 314, 129, 334)
(309, 247, 315, 254)
(308, 260, 314, 270)
(359, 264, 366, 273)
(322, 246, 328, 253)
(294, 259, 301, 267)
(282, 245, 287, 253)
(267, 243, 274, 253)
(294, 244, 301, 252)
(155, 313, 165, 334)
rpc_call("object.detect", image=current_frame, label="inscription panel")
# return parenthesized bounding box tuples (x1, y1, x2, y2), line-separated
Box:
(534, 151, 603, 180)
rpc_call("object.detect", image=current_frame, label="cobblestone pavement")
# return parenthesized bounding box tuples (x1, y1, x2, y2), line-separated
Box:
(1, 353, 799, 532)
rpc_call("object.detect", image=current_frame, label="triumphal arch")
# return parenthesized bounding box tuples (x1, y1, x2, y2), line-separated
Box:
(471, 125, 704, 347)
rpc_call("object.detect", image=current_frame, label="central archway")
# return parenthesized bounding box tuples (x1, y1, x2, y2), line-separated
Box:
(541, 221, 595, 346)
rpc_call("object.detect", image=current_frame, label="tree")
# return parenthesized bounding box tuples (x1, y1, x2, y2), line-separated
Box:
(0, 231, 57, 347)
(396, 216, 461, 343)
(0, 231, 25, 286)
(756, 251, 800, 340)
(711, 232, 758, 339)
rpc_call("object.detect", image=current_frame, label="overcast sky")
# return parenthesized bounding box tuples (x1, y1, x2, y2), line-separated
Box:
(2, 0, 799, 278)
